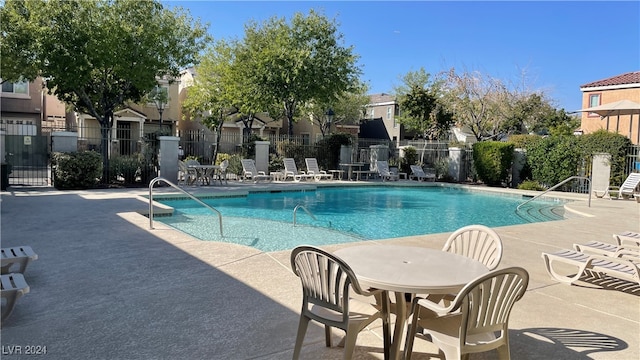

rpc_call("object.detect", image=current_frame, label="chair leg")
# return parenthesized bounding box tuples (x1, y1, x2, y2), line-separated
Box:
(343, 324, 360, 360)
(496, 341, 511, 359)
(1, 294, 18, 321)
(404, 306, 420, 360)
(325, 325, 333, 347)
(292, 315, 310, 360)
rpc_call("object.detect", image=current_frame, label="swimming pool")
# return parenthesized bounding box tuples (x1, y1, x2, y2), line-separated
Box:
(155, 186, 566, 251)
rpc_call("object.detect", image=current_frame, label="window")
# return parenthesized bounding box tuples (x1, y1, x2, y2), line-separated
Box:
(386, 106, 392, 120)
(148, 86, 169, 107)
(369, 108, 375, 119)
(301, 133, 310, 145)
(1, 79, 29, 96)
(588, 93, 601, 117)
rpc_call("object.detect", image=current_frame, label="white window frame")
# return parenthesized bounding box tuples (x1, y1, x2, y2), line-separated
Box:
(1, 79, 30, 99)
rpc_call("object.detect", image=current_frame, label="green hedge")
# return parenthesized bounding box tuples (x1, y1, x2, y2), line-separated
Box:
(52, 151, 103, 189)
(472, 141, 514, 186)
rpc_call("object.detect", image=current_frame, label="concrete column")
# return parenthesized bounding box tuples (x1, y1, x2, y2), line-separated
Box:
(448, 147, 464, 182)
(340, 145, 353, 164)
(511, 148, 526, 188)
(254, 141, 270, 173)
(51, 131, 78, 153)
(592, 153, 611, 194)
(158, 136, 179, 183)
(369, 145, 389, 172)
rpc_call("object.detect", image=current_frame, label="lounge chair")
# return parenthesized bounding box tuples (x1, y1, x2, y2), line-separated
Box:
(376, 161, 399, 182)
(410, 165, 436, 182)
(1, 246, 38, 274)
(304, 158, 333, 181)
(241, 159, 271, 182)
(404, 267, 529, 360)
(595, 172, 640, 199)
(541, 248, 640, 286)
(283, 158, 313, 182)
(290, 246, 382, 360)
(1, 273, 30, 321)
(615, 231, 640, 247)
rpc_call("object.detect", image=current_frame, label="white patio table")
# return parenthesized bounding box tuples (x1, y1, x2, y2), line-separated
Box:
(188, 164, 221, 185)
(334, 245, 489, 360)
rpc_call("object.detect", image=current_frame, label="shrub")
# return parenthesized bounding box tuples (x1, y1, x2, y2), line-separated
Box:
(472, 141, 514, 186)
(52, 151, 103, 189)
(517, 180, 546, 191)
(224, 154, 243, 176)
(109, 155, 140, 184)
(401, 146, 418, 174)
(508, 134, 542, 150)
(315, 133, 352, 169)
(579, 130, 631, 186)
(526, 135, 581, 188)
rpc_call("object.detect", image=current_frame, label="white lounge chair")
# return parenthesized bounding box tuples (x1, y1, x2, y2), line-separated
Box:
(607, 173, 640, 199)
(304, 158, 333, 181)
(241, 159, 271, 182)
(1, 246, 38, 274)
(541, 249, 640, 286)
(376, 160, 399, 182)
(290, 246, 382, 360)
(1, 273, 30, 321)
(283, 158, 313, 182)
(404, 267, 529, 360)
(615, 231, 640, 247)
(410, 165, 436, 182)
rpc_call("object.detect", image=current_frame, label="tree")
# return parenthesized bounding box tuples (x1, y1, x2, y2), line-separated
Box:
(182, 41, 237, 163)
(305, 81, 369, 136)
(241, 10, 362, 136)
(441, 68, 507, 141)
(1, 0, 209, 179)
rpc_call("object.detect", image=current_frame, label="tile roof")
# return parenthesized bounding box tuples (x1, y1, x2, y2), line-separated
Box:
(581, 71, 640, 88)
(368, 93, 396, 104)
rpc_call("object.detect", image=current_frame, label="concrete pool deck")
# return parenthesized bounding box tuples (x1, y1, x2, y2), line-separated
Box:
(0, 181, 638, 359)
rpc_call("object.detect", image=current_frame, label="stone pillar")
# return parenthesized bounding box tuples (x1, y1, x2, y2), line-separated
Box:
(254, 140, 270, 173)
(369, 145, 389, 172)
(158, 136, 179, 183)
(340, 145, 353, 164)
(592, 153, 611, 195)
(51, 131, 78, 153)
(511, 148, 526, 188)
(448, 147, 464, 182)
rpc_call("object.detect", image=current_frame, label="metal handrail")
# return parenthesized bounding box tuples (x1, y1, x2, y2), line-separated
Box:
(516, 176, 592, 211)
(293, 204, 317, 226)
(148, 177, 223, 236)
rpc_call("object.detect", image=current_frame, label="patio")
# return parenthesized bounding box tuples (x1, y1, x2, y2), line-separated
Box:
(0, 183, 638, 359)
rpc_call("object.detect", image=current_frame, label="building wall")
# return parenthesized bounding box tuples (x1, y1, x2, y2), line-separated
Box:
(580, 86, 640, 144)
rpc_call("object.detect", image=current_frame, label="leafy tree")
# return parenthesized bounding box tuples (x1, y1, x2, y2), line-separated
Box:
(305, 81, 369, 136)
(1, 0, 209, 179)
(241, 10, 362, 136)
(395, 69, 454, 140)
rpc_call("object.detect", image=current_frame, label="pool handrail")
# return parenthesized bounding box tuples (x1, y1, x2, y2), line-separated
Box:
(516, 176, 591, 212)
(148, 177, 223, 236)
(293, 204, 317, 226)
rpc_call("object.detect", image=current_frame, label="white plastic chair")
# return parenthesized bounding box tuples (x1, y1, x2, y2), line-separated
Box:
(241, 159, 270, 182)
(284, 158, 313, 182)
(376, 161, 399, 182)
(290, 246, 382, 360)
(305, 158, 333, 181)
(442, 225, 503, 270)
(405, 267, 529, 360)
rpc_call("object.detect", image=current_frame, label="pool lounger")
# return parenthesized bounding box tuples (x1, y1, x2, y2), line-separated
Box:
(1, 273, 30, 321)
(1, 246, 38, 274)
(542, 249, 640, 286)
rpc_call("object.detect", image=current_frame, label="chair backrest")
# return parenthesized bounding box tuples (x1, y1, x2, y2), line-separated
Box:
(241, 159, 257, 175)
(442, 225, 503, 270)
(410, 165, 426, 176)
(290, 246, 366, 328)
(220, 159, 229, 171)
(185, 159, 200, 166)
(377, 160, 390, 175)
(284, 158, 299, 175)
(178, 160, 188, 172)
(305, 158, 320, 173)
(452, 267, 529, 349)
(620, 173, 640, 192)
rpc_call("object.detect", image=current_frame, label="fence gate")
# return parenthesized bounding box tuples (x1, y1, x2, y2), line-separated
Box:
(5, 134, 51, 186)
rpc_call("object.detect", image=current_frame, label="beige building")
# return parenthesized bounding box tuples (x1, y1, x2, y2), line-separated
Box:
(361, 93, 403, 142)
(579, 71, 640, 144)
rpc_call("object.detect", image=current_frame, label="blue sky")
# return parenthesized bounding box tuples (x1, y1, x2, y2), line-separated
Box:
(163, 1, 639, 112)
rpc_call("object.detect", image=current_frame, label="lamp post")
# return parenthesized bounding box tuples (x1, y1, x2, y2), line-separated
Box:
(325, 108, 335, 135)
(154, 86, 167, 135)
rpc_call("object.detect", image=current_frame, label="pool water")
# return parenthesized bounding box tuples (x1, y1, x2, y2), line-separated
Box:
(155, 186, 565, 252)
